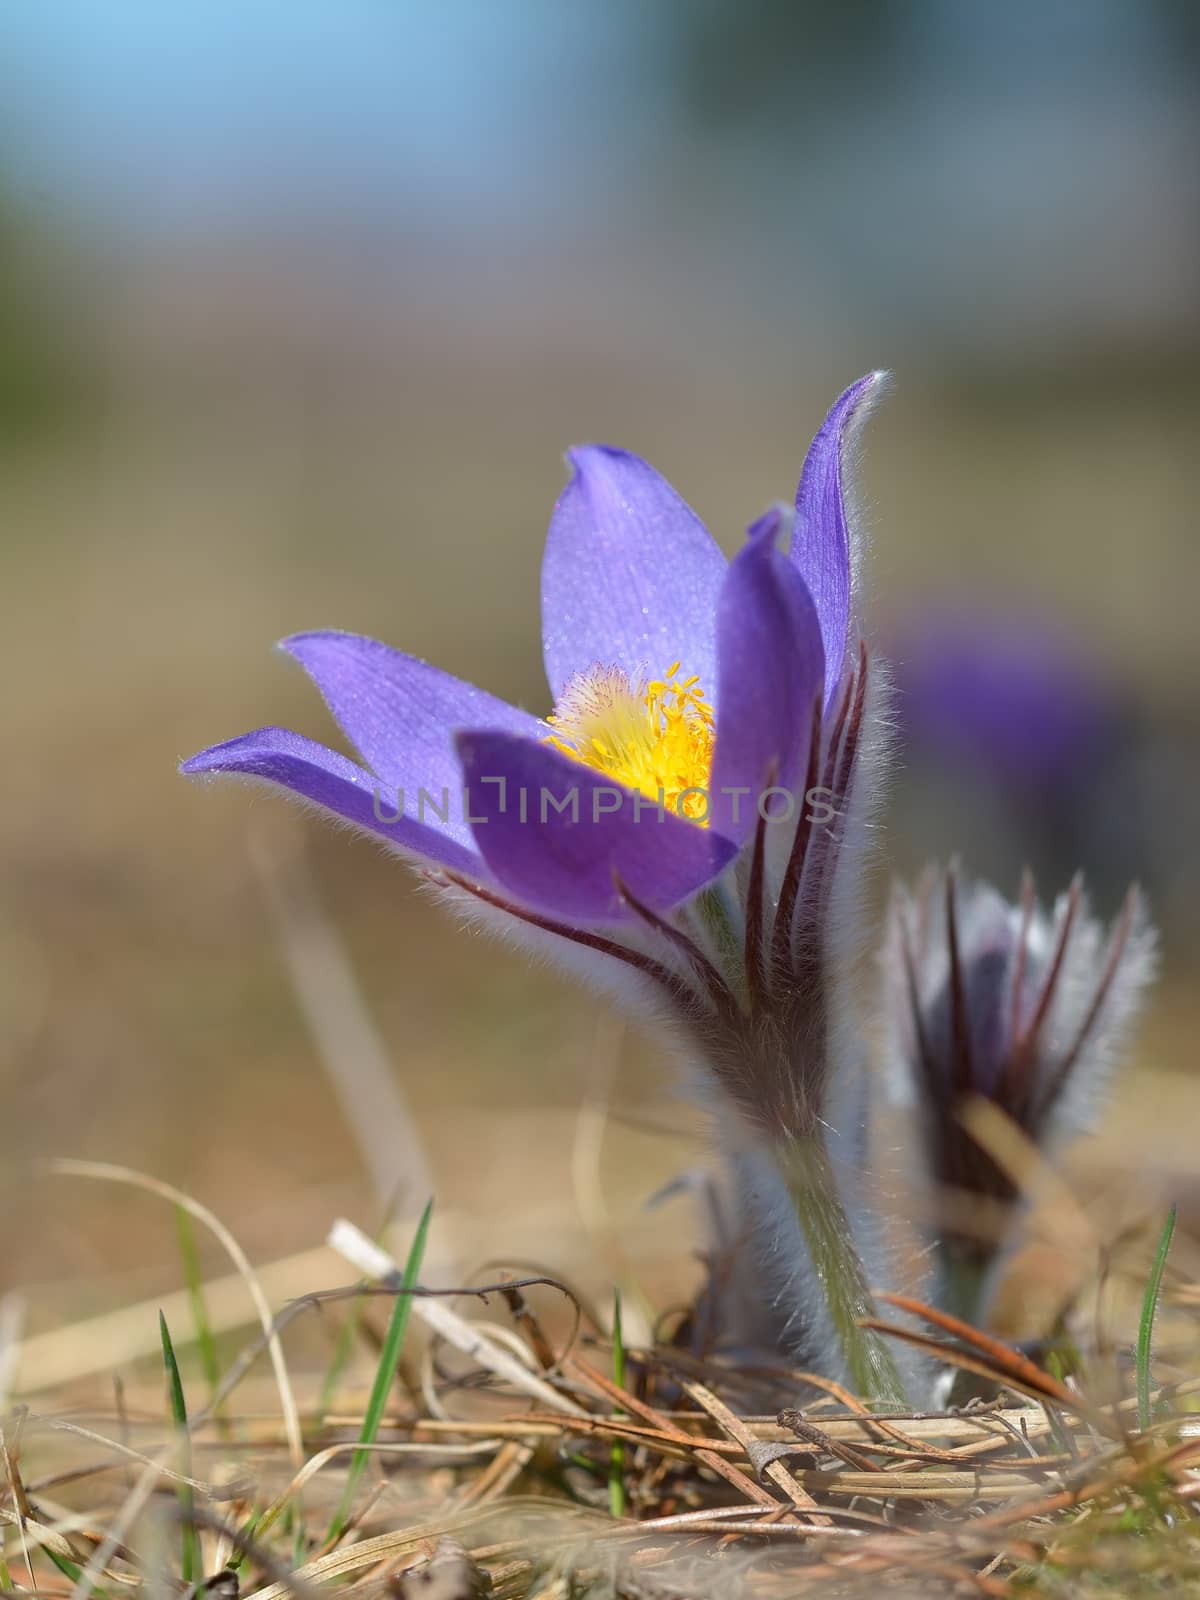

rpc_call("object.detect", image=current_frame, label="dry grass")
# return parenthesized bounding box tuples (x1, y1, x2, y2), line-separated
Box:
(4, 1163, 1199, 1600)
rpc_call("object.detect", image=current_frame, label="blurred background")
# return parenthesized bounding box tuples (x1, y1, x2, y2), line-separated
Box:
(2, 1, 1198, 1368)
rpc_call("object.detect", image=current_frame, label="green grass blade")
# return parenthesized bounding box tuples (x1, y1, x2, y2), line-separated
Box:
(318, 1204, 406, 1417)
(159, 1311, 197, 1584)
(318, 1287, 368, 1417)
(175, 1204, 221, 1403)
(608, 1289, 626, 1520)
(325, 1199, 433, 1544)
(1137, 1203, 1177, 1431)
(41, 1546, 85, 1586)
(227, 1507, 260, 1575)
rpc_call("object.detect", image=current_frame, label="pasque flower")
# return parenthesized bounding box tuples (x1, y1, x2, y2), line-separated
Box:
(183, 381, 880, 920)
(896, 608, 1114, 796)
(183, 375, 910, 1402)
(883, 867, 1155, 1321)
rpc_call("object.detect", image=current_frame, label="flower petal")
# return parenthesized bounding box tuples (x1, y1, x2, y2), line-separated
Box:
(745, 503, 789, 545)
(541, 446, 727, 699)
(791, 373, 887, 707)
(709, 522, 825, 843)
(180, 725, 483, 875)
(453, 729, 736, 923)
(282, 630, 542, 806)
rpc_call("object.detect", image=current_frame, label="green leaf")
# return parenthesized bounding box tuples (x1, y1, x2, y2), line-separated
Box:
(1137, 1203, 1177, 1432)
(41, 1546, 85, 1586)
(326, 1199, 433, 1544)
(159, 1310, 197, 1584)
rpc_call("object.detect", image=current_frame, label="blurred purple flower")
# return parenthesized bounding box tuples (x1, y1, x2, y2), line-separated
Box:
(895, 610, 1115, 795)
(883, 865, 1155, 1316)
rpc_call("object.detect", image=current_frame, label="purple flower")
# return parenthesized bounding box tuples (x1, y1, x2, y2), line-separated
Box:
(883, 865, 1155, 1315)
(895, 608, 1115, 796)
(182, 377, 885, 1045)
(184, 375, 914, 1399)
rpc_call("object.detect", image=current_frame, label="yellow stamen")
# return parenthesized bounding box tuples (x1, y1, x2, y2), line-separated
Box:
(545, 662, 715, 822)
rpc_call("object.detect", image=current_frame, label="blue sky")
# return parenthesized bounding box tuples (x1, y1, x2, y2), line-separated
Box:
(0, 2, 667, 231)
(1, 2, 1193, 352)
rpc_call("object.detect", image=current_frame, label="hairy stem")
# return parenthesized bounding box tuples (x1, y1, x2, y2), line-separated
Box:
(776, 1135, 909, 1408)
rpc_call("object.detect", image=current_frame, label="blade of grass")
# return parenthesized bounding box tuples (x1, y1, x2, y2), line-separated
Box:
(228, 1507, 260, 1575)
(159, 1312, 197, 1585)
(318, 1293, 367, 1418)
(1137, 1203, 1177, 1431)
(318, 1196, 408, 1417)
(175, 1205, 222, 1404)
(325, 1199, 433, 1544)
(608, 1290, 626, 1520)
(42, 1547, 85, 1586)
(1042, 1351, 1076, 1459)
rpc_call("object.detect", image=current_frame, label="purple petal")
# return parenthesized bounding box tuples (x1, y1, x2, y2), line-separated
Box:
(454, 730, 736, 923)
(541, 446, 727, 700)
(709, 524, 825, 843)
(180, 726, 483, 875)
(281, 631, 542, 848)
(791, 372, 887, 707)
(745, 503, 790, 545)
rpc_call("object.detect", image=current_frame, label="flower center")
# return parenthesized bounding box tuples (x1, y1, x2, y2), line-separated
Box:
(545, 661, 715, 822)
